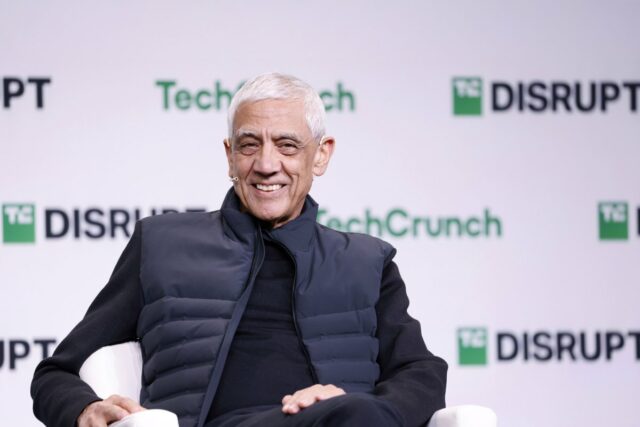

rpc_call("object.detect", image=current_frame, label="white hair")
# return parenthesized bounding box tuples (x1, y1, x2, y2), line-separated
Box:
(227, 72, 327, 142)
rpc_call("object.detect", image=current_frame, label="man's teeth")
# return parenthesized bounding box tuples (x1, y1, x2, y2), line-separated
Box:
(256, 184, 283, 192)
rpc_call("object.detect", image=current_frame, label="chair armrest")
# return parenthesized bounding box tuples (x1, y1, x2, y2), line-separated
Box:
(79, 343, 180, 427)
(79, 342, 144, 401)
(110, 409, 178, 427)
(427, 405, 497, 427)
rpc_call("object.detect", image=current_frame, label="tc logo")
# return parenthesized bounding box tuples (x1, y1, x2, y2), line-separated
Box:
(599, 202, 628, 240)
(457, 327, 487, 365)
(452, 77, 482, 116)
(2, 204, 36, 243)
(2, 77, 51, 109)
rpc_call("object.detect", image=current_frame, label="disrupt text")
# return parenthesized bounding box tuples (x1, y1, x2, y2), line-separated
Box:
(491, 80, 640, 112)
(44, 207, 206, 239)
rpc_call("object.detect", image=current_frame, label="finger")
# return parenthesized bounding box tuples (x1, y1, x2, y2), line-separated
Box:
(78, 401, 106, 427)
(284, 390, 305, 408)
(82, 417, 108, 427)
(281, 395, 293, 405)
(283, 385, 336, 414)
(111, 396, 145, 413)
(298, 392, 322, 408)
(282, 397, 304, 414)
(283, 403, 301, 414)
(99, 403, 130, 423)
(78, 412, 108, 427)
(289, 392, 320, 411)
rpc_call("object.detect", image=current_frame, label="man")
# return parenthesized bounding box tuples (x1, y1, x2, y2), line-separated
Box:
(31, 73, 447, 427)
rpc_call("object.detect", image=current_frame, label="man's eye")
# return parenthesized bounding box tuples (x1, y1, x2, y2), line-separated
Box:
(238, 142, 259, 155)
(278, 142, 299, 155)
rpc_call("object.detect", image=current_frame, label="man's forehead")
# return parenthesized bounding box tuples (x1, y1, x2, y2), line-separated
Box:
(236, 98, 304, 117)
(231, 98, 310, 138)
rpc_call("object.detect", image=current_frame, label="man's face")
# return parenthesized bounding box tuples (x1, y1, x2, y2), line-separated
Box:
(225, 98, 334, 228)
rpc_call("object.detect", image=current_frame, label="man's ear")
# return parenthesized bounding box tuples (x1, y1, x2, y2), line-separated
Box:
(312, 136, 335, 177)
(224, 138, 234, 177)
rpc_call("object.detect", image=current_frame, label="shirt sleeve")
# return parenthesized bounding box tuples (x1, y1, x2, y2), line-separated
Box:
(373, 255, 448, 427)
(31, 221, 145, 427)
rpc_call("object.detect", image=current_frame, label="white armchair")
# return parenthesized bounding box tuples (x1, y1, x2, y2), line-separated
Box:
(79, 342, 496, 427)
(79, 342, 178, 427)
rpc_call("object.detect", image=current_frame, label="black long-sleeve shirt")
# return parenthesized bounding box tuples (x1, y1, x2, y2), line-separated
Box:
(31, 222, 447, 427)
(207, 233, 315, 419)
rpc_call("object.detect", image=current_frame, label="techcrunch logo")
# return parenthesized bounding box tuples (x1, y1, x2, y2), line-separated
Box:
(458, 327, 640, 365)
(452, 77, 640, 116)
(458, 327, 487, 365)
(598, 201, 640, 241)
(156, 80, 355, 112)
(2, 204, 35, 243)
(317, 208, 502, 239)
(453, 77, 482, 115)
(2, 204, 206, 243)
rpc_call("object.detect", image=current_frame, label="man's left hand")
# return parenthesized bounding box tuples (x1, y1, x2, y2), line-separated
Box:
(281, 384, 345, 414)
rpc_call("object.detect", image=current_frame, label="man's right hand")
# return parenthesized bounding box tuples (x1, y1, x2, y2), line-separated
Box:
(77, 394, 145, 427)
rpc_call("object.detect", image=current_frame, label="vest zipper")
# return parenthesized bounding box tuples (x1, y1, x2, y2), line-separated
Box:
(196, 230, 265, 427)
(269, 237, 319, 384)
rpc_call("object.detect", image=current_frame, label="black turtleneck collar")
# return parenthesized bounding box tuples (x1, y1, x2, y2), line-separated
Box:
(219, 187, 318, 252)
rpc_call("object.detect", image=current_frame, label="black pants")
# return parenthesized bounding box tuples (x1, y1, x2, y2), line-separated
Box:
(206, 393, 404, 427)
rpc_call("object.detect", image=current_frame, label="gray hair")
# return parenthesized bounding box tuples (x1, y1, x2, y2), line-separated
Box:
(227, 72, 327, 142)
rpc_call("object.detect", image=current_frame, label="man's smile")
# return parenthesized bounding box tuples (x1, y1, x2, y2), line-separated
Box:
(254, 183, 285, 192)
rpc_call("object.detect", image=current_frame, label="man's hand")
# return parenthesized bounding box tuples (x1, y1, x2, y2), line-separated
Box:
(77, 394, 145, 427)
(281, 384, 345, 414)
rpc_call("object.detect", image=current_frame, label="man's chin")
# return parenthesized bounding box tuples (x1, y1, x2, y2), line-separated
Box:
(246, 206, 289, 227)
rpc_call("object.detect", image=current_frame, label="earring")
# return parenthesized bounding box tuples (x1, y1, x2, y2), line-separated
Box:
(229, 176, 239, 182)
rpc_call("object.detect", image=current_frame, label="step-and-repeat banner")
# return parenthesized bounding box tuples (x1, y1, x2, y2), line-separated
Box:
(1, 2, 638, 426)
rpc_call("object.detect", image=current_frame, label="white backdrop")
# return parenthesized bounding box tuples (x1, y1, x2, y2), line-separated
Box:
(1, 1, 639, 426)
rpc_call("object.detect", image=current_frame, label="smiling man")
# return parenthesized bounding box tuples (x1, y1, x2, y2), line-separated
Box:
(224, 94, 332, 228)
(31, 73, 447, 427)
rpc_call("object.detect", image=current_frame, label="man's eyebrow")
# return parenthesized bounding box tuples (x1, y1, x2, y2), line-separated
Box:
(272, 132, 303, 142)
(233, 129, 260, 139)
(232, 129, 304, 143)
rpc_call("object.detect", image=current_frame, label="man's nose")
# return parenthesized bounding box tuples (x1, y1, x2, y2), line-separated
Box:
(253, 142, 281, 175)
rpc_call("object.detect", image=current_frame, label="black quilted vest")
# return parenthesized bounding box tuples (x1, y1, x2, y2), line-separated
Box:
(135, 190, 394, 427)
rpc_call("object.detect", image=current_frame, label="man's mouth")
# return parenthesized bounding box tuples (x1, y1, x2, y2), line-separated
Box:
(254, 184, 284, 192)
